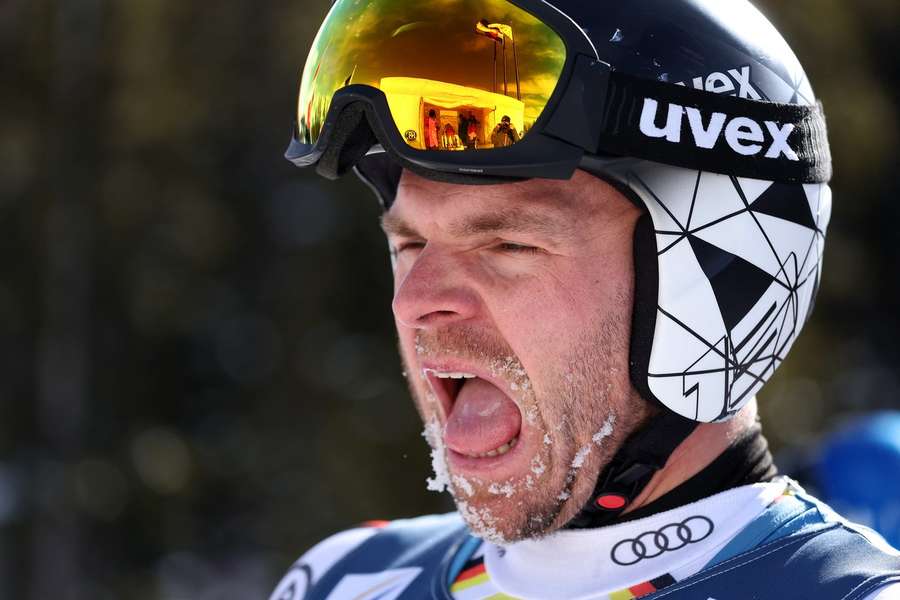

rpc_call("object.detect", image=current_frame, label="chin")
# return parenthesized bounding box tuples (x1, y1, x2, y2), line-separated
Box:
(448, 474, 577, 544)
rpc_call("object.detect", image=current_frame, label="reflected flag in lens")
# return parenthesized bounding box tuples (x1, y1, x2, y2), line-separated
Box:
(479, 21, 514, 41)
(475, 20, 506, 42)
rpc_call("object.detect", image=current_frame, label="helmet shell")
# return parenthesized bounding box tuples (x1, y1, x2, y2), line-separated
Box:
(558, 0, 814, 106)
(344, 0, 834, 423)
(549, 0, 832, 421)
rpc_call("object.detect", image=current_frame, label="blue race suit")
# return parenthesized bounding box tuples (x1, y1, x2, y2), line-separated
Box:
(269, 478, 900, 600)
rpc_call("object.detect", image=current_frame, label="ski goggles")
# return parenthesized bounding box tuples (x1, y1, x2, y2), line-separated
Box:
(286, 0, 831, 185)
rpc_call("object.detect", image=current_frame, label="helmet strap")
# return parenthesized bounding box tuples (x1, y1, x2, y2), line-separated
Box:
(565, 411, 697, 529)
(561, 204, 700, 528)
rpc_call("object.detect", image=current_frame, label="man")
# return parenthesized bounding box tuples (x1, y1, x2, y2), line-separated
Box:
(465, 111, 480, 150)
(490, 115, 520, 147)
(272, 0, 900, 598)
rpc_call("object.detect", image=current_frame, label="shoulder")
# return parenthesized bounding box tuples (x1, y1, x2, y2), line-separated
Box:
(784, 484, 900, 556)
(267, 514, 464, 600)
(863, 583, 900, 600)
(267, 524, 384, 600)
(764, 483, 900, 561)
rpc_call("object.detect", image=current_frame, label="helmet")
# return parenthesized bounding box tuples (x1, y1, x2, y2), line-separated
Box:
(288, 0, 832, 521)
(815, 413, 900, 548)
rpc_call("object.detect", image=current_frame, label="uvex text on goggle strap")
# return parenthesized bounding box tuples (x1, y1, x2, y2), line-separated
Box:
(287, 0, 831, 185)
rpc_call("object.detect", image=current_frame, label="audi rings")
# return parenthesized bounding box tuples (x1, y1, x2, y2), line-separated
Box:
(271, 563, 312, 600)
(611, 516, 714, 566)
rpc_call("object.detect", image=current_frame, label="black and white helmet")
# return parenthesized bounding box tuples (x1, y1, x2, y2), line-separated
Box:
(584, 0, 831, 423)
(346, 0, 832, 423)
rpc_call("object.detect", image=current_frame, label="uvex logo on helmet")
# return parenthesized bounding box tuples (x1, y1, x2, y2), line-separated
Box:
(638, 98, 800, 162)
(673, 65, 762, 100)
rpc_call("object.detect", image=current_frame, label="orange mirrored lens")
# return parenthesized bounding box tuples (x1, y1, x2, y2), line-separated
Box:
(298, 0, 567, 151)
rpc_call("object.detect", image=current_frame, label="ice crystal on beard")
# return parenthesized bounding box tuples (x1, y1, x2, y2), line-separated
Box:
(489, 355, 529, 390)
(571, 444, 592, 469)
(453, 474, 475, 497)
(423, 420, 451, 493)
(457, 500, 509, 545)
(488, 482, 516, 498)
(423, 421, 475, 498)
(570, 413, 617, 470)
(593, 413, 616, 445)
(530, 455, 546, 476)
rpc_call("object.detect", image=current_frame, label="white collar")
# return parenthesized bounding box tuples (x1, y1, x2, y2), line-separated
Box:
(483, 480, 787, 599)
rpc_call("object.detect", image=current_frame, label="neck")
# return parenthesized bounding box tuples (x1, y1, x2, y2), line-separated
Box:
(624, 400, 759, 514)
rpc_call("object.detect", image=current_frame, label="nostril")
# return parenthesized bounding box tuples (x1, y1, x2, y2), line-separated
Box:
(419, 310, 461, 326)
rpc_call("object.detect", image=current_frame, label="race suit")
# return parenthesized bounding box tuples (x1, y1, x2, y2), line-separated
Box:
(269, 478, 900, 600)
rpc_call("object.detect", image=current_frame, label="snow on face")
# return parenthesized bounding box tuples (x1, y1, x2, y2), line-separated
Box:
(569, 413, 617, 471)
(423, 418, 451, 493)
(409, 320, 637, 543)
(422, 414, 512, 544)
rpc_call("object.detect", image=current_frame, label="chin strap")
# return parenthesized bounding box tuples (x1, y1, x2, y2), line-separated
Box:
(565, 411, 698, 529)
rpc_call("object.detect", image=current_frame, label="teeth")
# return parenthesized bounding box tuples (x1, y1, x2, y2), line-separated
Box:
(423, 369, 477, 380)
(467, 436, 518, 458)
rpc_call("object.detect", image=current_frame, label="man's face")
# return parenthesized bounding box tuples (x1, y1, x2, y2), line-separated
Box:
(383, 169, 651, 543)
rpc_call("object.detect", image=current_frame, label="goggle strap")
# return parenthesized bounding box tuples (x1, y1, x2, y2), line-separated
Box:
(592, 69, 832, 184)
(542, 54, 613, 154)
(315, 102, 379, 180)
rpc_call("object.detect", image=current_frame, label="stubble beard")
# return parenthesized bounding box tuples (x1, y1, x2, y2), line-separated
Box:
(399, 313, 650, 544)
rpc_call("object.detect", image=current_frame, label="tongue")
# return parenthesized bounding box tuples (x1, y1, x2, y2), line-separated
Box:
(444, 378, 522, 456)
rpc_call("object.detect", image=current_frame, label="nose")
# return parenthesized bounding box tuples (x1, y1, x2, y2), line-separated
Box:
(392, 246, 480, 330)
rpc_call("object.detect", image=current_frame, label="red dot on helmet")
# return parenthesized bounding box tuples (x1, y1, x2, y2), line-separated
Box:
(596, 494, 628, 510)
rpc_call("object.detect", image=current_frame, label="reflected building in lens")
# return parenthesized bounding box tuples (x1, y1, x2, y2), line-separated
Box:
(296, 0, 566, 151)
(381, 77, 525, 151)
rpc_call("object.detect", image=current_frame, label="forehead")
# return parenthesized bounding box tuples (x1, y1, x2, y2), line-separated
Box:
(386, 169, 623, 235)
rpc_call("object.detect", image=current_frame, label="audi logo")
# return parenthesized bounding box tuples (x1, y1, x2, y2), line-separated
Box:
(611, 516, 714, 566)
(274, 563, 312, 600)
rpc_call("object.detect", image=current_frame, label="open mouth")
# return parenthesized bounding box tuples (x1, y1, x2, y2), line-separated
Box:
(423, 369, 472, 417)
(423, 367, 523, 461)
(465, 435, 519, 458)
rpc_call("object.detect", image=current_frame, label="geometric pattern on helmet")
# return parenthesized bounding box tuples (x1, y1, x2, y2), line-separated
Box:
(624, 163, 832, 422)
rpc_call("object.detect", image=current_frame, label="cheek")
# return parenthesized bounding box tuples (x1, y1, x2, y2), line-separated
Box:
(395, 325, 435, 417)
(496, 261, 626, 339)
(395, 324, 419, 374)
(490, 259, 634, 389)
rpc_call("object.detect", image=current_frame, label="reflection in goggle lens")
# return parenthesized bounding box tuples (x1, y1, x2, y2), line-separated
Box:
(298, 0, 567, 152)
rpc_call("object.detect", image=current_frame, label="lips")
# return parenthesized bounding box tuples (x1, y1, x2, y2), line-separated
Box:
(422, 363, 523, 460)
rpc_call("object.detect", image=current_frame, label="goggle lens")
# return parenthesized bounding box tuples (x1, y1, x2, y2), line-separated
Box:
(297, 0, 567, 152)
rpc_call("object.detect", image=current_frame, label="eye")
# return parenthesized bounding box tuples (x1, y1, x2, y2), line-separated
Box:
(496, 242, 542, 255)
(394, 240, 426, 254)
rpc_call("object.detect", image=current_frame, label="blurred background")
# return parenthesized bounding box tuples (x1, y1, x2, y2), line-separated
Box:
(1, 0, 898, 598)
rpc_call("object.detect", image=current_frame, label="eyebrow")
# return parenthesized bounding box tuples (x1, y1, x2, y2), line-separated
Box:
(380, 212, 420, 238)
(380, 208, 570, 242)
